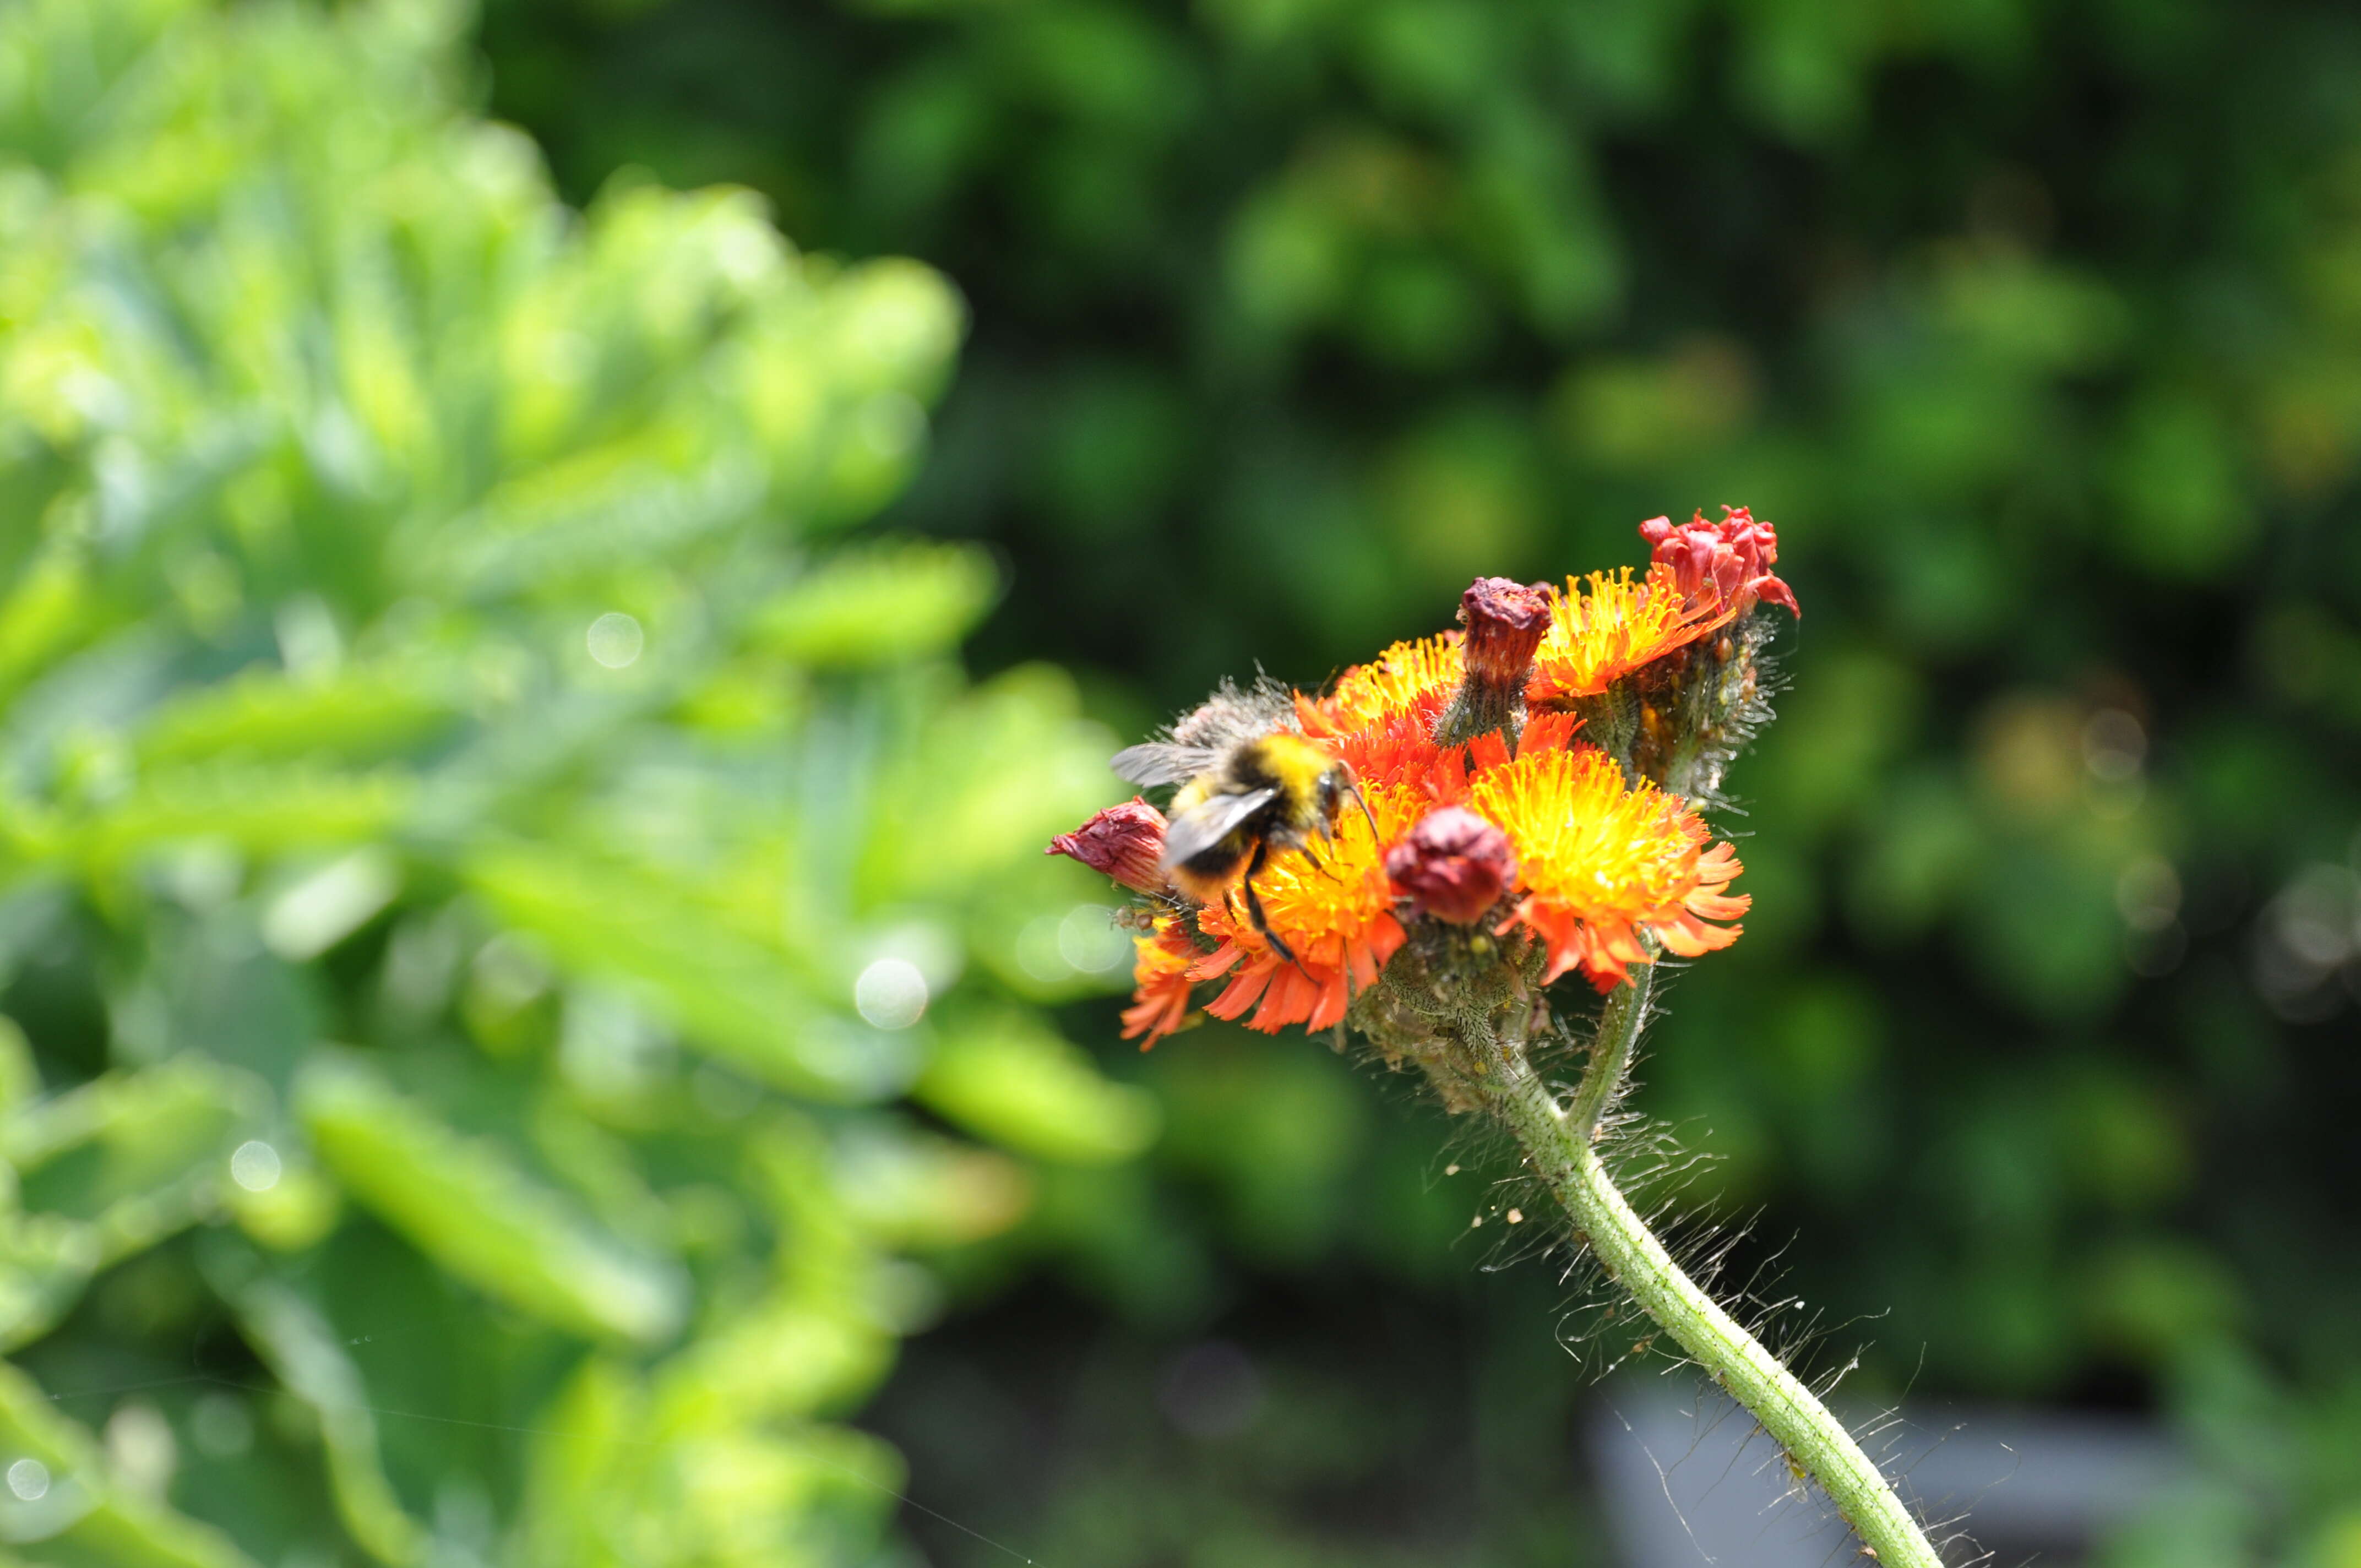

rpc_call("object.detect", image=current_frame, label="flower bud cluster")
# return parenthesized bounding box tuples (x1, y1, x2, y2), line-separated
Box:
(1639, 506, 1798, 620)
(1552, 509, 1799, 808)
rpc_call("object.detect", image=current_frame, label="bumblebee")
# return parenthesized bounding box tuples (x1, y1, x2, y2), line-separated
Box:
(1113, 682, 1374, 965)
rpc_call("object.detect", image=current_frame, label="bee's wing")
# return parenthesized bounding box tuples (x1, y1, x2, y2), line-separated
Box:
(1162, 787, 1276, 869)
(1111, 742, 1219, 787)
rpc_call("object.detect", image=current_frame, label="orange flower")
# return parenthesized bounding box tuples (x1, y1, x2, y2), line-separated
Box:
(1298, 655, 1455, 798)
(1306, 702, 1586, 812)
(1121, 915, 1203, 1047)
(1187, 781, 1420, 1033)
(1509, 708, 1584, 758)
(1432, 709, 1584, 796)
(1303, 697, 1452, 796)
(1524, 564, 1737, 704)
(1466, 745, 1748, 989)
(1320, 634, 1464, 731)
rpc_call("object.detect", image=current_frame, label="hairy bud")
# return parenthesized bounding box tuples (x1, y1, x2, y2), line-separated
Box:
(1047, 798, 1170, 893)
(1461, 577, 1553, 685)
(1436, 577, 1554, 747)
(1385, 805, 1518, 924)
(1639, 507, 1798, 619)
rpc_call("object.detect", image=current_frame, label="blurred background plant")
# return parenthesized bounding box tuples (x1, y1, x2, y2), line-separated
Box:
(0, 0, 1166, 1562)
(2, 0, 2359, 1563)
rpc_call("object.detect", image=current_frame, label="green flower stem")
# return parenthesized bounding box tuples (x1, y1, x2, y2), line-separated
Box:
(1488, 982, 1944, 1568)
(1558, 961, 1653, 1141)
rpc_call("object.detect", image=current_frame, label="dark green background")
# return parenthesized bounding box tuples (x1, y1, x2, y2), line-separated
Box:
(476, 0, 2361, 1561)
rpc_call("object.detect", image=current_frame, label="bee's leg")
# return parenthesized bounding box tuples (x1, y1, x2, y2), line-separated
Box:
(1297, 841, 1341, 884)
(1242, 841, 1305, 972)
(1348, 783, 1381, 842)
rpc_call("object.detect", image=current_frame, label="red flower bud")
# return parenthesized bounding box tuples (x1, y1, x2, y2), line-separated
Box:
(1457, 577, 1554, 688)
(1434, 577, 1555, 748)
(1639, 507, 1798, 619)
(1385, 805, 1517, 925)
(1048, 798, 1170, 894)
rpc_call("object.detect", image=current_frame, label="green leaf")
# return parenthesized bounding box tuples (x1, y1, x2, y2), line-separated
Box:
(66, 767, 414, 877)
(515, 1358, 643, 1568)
(2108, 389, 2256, 576)
(133, 667, 453, 770)
(0, 1016, 39, 1114)
(464, 844, 919, 1103)
(0, 1213, 100, 1353)
(831, 1120, 1033, 1247)
(297, 1056, 686, 1344)
(0, 549, 96, 709)
(654, 1298, 895, 1428)
(874, 662, 1123, 900)
(3, 1057, 265, 1265)
(915, 1010, 1159, 1165)
(232, 1282, 425, 1567)
(749, 541, 998, 668)
(0, 1359, 257, 1568)
(517, 1358, 907, 1567)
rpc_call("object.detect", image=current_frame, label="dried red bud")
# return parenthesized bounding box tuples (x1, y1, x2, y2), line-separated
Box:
(1047, 798, 1170, 893)
(1457, 577, 1554, 688)
(1435, 577, 1554, 747)
(1639, 507, 1798, 619)
(1385, 805, 1518, 925)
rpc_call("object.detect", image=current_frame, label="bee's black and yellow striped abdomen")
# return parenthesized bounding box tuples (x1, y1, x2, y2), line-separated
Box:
(1163, 732, 1347, 902)
(1110, 722, 1366, 966)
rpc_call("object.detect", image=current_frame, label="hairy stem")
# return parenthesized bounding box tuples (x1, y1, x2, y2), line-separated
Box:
(1487, 993, 1944, 1568)
(1559, 961, 1651, 1141)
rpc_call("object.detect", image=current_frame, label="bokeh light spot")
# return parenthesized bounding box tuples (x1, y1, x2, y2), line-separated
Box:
(1015, 915, 1072, 982)
(1057, 905, 1130, 973)
(230, 1140, 282, 1193)
(855, 958, 929, 1030)
(2115, 857, 2182, 932)
(6, 1458, 48, 1501)
(1159, 1341, 1263, 1439)
(586, 612, 644, 669)
(2082, 708, 2147, 781)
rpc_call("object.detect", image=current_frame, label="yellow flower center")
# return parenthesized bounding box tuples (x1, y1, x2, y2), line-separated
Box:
(1198, 781, 1422, 965)
(1466, 745, 1705, 923)
(1325, 636, 1463, 729)
(1530, 564, 1728, 699)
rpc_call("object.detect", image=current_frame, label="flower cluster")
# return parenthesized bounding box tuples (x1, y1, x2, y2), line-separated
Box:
(1049, 511, 1797, 1049)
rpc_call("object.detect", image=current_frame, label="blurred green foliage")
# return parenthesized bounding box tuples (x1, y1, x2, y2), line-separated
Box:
(0, 0, 1171, 1561)
(470, 0, 2361, 1561)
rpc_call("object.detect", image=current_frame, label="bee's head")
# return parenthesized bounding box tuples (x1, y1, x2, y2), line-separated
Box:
(1309, 770, 1335, 819)
(1321, 760, 1379, 841)
(1311, 760, 1348, 817)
